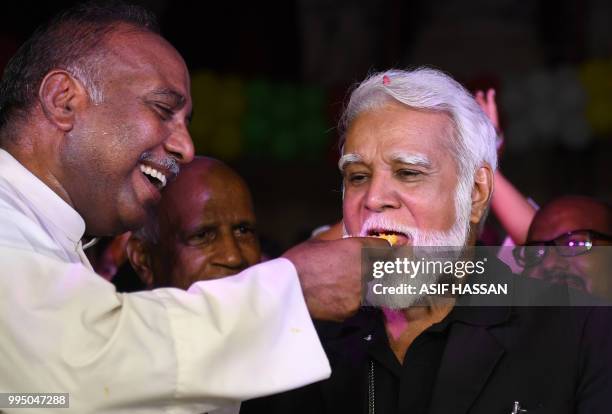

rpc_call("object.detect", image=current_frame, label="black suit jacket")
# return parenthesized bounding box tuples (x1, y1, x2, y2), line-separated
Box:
(241, 259, 612, 414)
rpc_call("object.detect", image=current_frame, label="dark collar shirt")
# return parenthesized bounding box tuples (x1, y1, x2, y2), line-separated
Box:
(357, 307, 450, 414)
(241, 258, 612, 414)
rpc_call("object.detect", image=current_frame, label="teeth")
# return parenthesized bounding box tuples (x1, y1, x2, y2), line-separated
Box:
(139, 164, 167, 188)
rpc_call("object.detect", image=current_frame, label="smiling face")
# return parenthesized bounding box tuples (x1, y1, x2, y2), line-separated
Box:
(145, 159, 261, 289)
(341, 101, 470, 247)
(58, 27, 194, 235)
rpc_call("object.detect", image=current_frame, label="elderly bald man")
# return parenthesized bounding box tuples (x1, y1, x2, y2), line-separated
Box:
(128, 156, 262, 289)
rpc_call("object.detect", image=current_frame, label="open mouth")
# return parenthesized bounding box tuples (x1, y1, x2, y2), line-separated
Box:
(367, 229, 410, 246)
(139, 164, 167, 190)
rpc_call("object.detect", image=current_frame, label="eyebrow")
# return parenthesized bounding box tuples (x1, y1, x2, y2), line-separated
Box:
(149, 88, 186, 105)
(338, 153, 363, 171)
(338, 151, 432, 171)
(390, 151, 432, 168)
(190, 218, 257, 229)
(233, 220, 257, 229)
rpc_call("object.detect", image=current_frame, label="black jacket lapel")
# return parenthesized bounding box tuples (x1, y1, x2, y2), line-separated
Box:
(429, 316, 506, 414)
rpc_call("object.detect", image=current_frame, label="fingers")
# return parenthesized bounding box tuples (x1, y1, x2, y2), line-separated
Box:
(475, 90, 486, 108)
(283, 237, 392, 321)
(486, 88, 499, 128)
(475, 88, 500, 130)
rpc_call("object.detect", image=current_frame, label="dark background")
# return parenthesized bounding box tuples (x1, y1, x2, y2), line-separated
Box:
(1, 0, 611, 251)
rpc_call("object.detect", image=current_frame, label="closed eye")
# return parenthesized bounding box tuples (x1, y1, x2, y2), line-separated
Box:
(148, 100, 175, 121)
(156, 104, 174, 120)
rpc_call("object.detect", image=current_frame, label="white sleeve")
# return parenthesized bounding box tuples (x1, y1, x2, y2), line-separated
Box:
(0, 247, 330, 414)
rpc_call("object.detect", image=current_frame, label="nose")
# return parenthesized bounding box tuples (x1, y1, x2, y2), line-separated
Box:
(213, 234, 246, 272)
(164, 124, 195, 164)
(364, 173, 400, 212)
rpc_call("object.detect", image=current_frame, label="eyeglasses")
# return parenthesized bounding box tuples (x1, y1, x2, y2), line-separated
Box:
(513, 229, 612, 268)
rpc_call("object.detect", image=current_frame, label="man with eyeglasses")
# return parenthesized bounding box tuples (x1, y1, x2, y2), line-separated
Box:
(514, 195, 612, 301)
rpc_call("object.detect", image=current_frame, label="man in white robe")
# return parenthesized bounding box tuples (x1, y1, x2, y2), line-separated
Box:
(0, 3, 380, 413)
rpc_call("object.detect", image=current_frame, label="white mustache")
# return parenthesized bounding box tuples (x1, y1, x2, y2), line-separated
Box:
(139, 151, 180, 176)
(358, 214, 468, 248)
(358, 215, 417, 239)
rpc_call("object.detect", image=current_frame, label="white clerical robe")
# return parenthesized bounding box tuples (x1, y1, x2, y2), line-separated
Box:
(0, 149, 330, 413)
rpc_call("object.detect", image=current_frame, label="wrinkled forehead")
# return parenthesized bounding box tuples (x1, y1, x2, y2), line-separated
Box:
(164, 171, 254, 226)
(341, 103, 456, 166)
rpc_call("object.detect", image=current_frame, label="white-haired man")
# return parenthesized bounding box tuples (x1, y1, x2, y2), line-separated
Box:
(241, 68, 612, 414)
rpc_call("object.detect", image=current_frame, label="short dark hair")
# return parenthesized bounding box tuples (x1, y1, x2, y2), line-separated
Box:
(0, 1, 159, 132)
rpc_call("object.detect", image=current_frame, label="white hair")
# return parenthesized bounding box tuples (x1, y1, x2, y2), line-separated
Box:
(340, 67, 497, 172)
(66, 61, 105, 105)
(358, 201, 471, 309)
(339, 67, 498, 234)
(360, 212, 469, 309)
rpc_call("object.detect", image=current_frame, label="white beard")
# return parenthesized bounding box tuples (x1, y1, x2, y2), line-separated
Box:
(356, 183, 472, 309)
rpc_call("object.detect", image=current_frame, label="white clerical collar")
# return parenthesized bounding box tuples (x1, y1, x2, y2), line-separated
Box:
(0, 148, 86, 246)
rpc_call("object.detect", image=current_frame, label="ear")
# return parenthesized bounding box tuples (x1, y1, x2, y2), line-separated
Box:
(126, 237, 155, 288)
(38, 70, 89, 132)
(470, 164, 494, 225)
